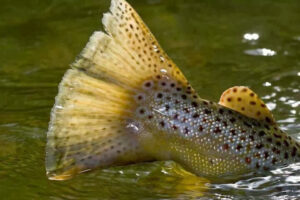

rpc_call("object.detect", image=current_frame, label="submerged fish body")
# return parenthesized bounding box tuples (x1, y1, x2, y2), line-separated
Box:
(133, 79, 299, 178)
(45, 0, 300, 180)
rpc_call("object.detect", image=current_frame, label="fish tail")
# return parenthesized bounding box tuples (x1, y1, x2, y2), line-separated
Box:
(46, 0, 188, 180)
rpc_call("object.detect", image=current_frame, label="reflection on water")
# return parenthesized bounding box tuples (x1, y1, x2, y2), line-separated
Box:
(243, 33, 260, 41)
(211, 163, 300, 198)
(244, 48, 277, 56)
(0, 0, 299, 199)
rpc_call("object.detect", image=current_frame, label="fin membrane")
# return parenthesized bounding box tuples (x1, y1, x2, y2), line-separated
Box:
(46, 70, 149, 180)
(74, 0, 188, 87)
(46, 0, 189, 180)
(219, 86, 275, 124)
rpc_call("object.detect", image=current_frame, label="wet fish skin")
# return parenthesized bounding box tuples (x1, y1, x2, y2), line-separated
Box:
(45, 0, 300, 180)
(133, 77, 300, 178)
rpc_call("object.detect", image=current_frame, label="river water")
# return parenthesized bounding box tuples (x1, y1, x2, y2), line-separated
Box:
(0, 0, 299, 199)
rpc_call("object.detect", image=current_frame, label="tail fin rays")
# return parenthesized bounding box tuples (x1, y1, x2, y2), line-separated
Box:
(46, 69, 149, 180)
(46, 0, 189, 179)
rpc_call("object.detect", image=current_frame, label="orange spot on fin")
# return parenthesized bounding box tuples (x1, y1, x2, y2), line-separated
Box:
(219, 86, 276, 124)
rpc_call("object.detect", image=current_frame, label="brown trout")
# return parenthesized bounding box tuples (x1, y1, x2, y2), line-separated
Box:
(46, 0, 300, 180)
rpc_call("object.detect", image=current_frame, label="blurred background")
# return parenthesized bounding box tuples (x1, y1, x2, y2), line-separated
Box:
(0, 0, 299, 199)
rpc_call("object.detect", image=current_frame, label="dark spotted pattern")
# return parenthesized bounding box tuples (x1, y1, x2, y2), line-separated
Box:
(132, 76, 300, 177)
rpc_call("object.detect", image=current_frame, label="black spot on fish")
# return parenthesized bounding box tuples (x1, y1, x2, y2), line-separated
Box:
(265, 117, 272, 124)
(236, 144, 243, 151)
(144, 81, 152, 88)
(272, 158, 278, 164)
(214, 127, 222, 134)
(249, 135, 254, 141)
(229, 118, 236, 123)
(139, 108, 145, 114)
(291, 147, 297, 157)
(191, 101, 198, 107)
(244, 121, 252, 128)
(230, 129, 236, 135)
(204, 109, 211, 114)
(202, 101, 208, 106)
(173, 113, 179, 120)
(192, 113, 199, 118)
(165, 104, 170, 111)
(199, 125, 203, 132)
(275, 141, 281, 147)
(274, 133, 282, 139)
(259, 131, 265, 137)
(137, 95, 143, 100)
(255, 144, 264, 149)
(284, 152, 289, 159)
(157, 93, 163, 98)
(264, 151, 269, 159)
(183, 108, 189, 113)
(266, 137, 273, 143)
(184, 127, 189, 135)
(264, 124, 270, 130)
(256, 162, 260, 169)
(218, 109, 224, 114)
(272, 147, 280, 154)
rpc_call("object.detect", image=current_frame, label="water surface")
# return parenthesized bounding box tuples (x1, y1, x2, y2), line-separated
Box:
(0, 0, 299, 199)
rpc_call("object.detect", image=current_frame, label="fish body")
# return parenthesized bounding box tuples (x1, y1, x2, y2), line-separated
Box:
(133, 79, 299, 178)
(45, 0, 300, 180)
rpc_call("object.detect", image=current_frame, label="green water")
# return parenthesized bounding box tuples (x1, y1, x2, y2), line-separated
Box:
(0, 0, 299, 199)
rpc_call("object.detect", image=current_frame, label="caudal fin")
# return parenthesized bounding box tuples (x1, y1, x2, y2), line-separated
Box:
(46, 0, 189, 180)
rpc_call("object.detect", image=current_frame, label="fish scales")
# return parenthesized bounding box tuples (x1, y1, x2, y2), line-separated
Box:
(133, 77, 300, 177)
(45, 0, 300, 180)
